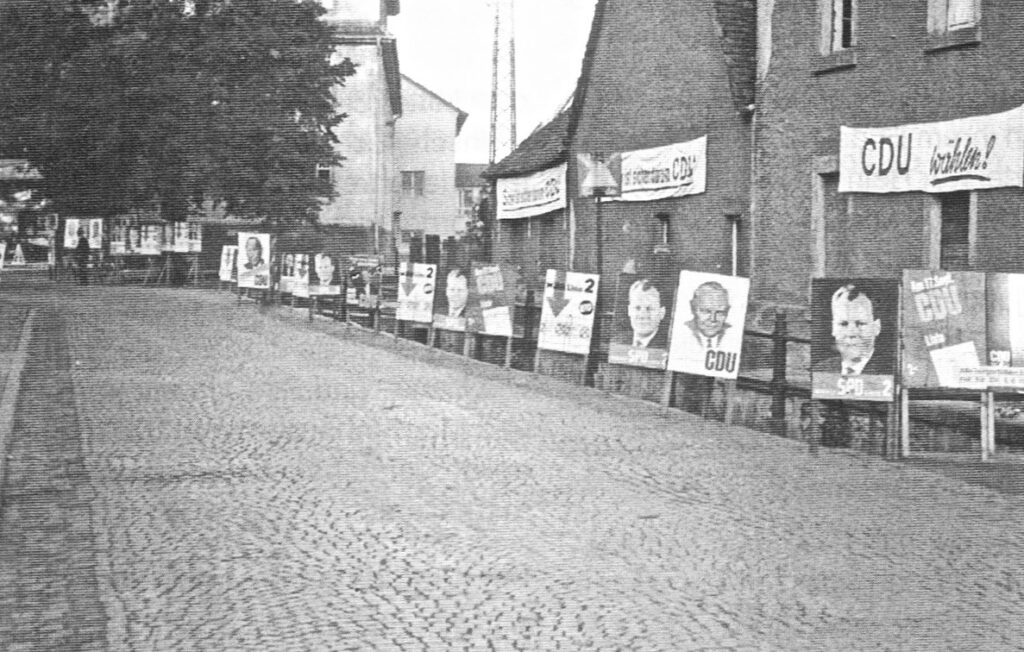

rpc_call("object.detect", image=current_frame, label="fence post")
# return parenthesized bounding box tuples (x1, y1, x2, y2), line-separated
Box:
(771, 310, 788, 438)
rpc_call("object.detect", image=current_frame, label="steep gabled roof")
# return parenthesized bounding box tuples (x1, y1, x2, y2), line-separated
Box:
(568, 0, 756, 137)
(481, 110, 570, 179)
(401, 75, 469, 134)
(382, 38, 402, 117)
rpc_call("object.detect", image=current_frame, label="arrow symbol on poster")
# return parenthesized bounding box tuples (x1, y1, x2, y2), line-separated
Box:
(546, 291, 571, 317)
(401, 278, 417, 296)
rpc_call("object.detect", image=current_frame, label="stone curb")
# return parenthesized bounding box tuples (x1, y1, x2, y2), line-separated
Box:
(0, 308, 36, 499)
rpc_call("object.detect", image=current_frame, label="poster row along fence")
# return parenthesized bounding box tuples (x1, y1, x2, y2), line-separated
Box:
(221, 234, 1024, 397)
(63, 218, 204, 254)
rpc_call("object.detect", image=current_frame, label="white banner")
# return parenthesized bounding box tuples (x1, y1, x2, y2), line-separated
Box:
(839, 105, 1024, 193)
(537, 270, 599, 355)
(396, 262, 437, 323)
(611, 136, 707, 202)
(496, 163, 566, 220)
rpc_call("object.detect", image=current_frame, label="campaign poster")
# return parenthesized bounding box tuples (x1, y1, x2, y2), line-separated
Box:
(811, 278, 898, 401)
(949, 272, 1024, 389)
(236, 232, 271, 289)
(310, 252, 343, 296)
(110, 223, 126, 255)
(346, 256, 382, 308)
(432, 265, 470, 332)
(187, 222, 202, 253)
(396, 262, 437, 323)
(901, 269, 986, 389)
(88, 218, 103, 250)
(608, 270, 676, 370)
(278, 253, 295, 294)
(161, 223, 176, 252)
(537, 269, 599, 355)
(138, 224, 162, 255)
(173, 222, 190, 253)
(64, 218, 81, 249)
(218, 245, 237, 282)
(0, 242, 6, 270)
(466, 262, 519, 336)
(666, 271, 750, 379)
(292, 254, 310, 298)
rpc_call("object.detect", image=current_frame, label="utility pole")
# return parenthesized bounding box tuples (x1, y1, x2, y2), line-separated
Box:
(488, 0, 517, 164)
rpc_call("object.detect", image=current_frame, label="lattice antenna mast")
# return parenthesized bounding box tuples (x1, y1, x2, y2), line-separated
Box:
(488, 0, 517, 164)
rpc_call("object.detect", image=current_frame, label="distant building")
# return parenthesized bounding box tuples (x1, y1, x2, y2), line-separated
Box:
(393, 76, 468, 237)
(319, 0, 402, 230)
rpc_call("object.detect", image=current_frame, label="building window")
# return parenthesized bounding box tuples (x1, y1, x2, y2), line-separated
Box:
(821, 0, 855, 54)
(316, 163, 332, 183)
(401, 171, 425, 197)
(929, 0, 979, 34)
(939, 192, 972, 270)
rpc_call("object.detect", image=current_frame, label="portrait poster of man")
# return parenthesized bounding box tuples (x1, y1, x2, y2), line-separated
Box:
(396, 262, 437, 324)
(537, 269, 599, 356)
(173, 222, 190, 253)
(64, 218, 80, 249)
(466, 262, 519, 337)
(278, 253, 295, 294)
(138, 225, 162, 255)
(310, 252, 342, 295)
(432, 266, 469, 332)
(291, 254, 310, 298)
(811, 278, 898, 401)
(161, 223, 175, 252)
(236, 232, 271, 289)
(608, 270, 676, 370)
(88, 218, 103, 250)
(110, 224, 126, 255)
(666, 271, 749, 379)
(187, 223, 203, 253)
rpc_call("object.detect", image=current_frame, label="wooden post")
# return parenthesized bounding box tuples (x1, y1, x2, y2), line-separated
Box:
(660, 369, 675, 408)
(979, 392, 989, 462)
(900, 387, 910, 458)
(504, 335, 513, 369)
(771, 310, 788, 439)
(985, 390, 996, 460)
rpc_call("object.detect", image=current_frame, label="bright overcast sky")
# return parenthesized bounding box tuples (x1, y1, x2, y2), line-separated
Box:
(390, 0, 598, 164)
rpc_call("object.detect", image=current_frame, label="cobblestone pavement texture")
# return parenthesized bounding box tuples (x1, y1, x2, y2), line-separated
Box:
(1, 272, 1024, 651)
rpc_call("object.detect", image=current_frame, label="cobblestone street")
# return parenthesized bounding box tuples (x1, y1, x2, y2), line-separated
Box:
(2, 272, 1024, 650)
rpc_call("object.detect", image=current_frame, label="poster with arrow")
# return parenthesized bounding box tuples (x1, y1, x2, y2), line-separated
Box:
(537, 269, 599, 355)
(396, 262, 437, 323)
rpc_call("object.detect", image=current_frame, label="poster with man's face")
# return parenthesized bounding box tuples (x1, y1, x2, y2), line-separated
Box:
(237, 232, 271, 289)
(64, 219, 81, 249)
(173, 223, 190, 253)
(608, 270, 676, 370)
(88, 218, 103, 250)
(666, 271, 750, 379)
(278, 253, 295, 294)
(219, 245, 237, 282)
(292, 254, 310, 298)
(110, 224, 126, 255)
(161, 223, 175, 252)
(466, 262, 519, 336)
(310, 252, 342, 295)
(138, 225, 162, 255)
(812, 278, 898, 401)
(396, 262, 437, 323)
(432, 266, 469, 331)
(346, 256, 381, 308)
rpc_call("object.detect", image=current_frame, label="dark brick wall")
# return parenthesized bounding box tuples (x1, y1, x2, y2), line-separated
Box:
(756, 0, 1024, 305)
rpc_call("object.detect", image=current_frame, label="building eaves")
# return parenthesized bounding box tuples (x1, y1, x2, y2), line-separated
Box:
(401, 75, 469, 135)
(482, 110, 570, 180)
(381, 38, 402, 117)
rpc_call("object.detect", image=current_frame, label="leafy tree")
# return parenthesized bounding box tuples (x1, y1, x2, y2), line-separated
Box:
(0, 0, 353, 223)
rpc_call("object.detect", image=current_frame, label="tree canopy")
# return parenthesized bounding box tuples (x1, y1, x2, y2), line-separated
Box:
(0, 0, 354, 223)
